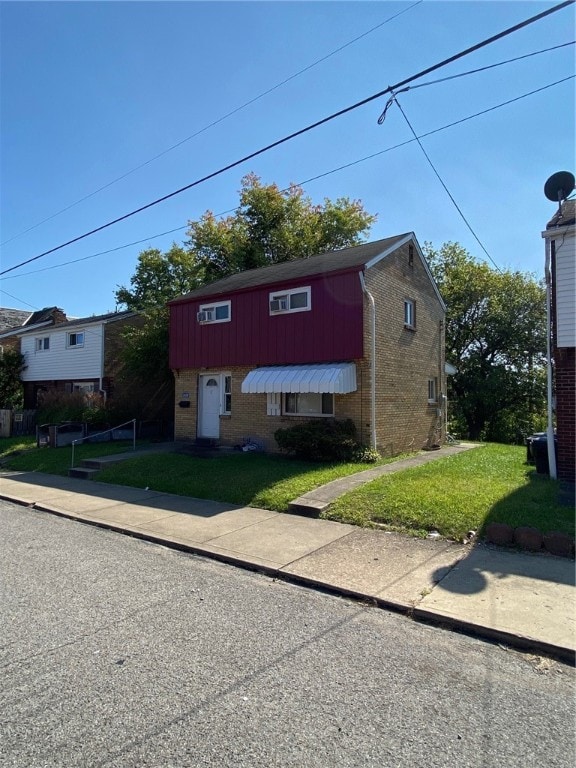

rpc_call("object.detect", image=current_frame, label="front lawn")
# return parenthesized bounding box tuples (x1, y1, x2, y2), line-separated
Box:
(2, 440, 571, 543)
(324, 443, 574, 540)
(0, 438, 146, 475)
(0, 441, 404, 512)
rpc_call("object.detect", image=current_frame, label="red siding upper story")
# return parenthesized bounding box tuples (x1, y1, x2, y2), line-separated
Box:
(169, 268, 364, 369)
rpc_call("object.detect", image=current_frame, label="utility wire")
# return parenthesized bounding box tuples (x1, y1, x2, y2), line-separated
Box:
(393, 95, 501, 271)
(0, 0, 424, 247)
(3, 74, 571, 282)
(1, 0, 573, 278)
(378, 40, 574, 121)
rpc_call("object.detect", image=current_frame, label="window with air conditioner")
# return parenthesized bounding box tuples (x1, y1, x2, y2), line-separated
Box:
(197, 300, 231, 324)
(269, 286, 311, 315)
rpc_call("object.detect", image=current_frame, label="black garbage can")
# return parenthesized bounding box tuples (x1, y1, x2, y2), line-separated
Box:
(526, 432, 546, 464)
(532, 435, 557, 475)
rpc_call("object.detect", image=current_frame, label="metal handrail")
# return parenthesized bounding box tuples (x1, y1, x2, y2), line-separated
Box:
(71, 418, 136, 469)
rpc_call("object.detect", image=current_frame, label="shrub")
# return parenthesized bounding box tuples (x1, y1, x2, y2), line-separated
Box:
(36, 390, 118, 428)
(275, 418, 360, 462)
(352, 446, 381, 463)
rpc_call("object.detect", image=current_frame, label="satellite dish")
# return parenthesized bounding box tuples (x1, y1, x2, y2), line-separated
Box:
(544, 171, 575, 202)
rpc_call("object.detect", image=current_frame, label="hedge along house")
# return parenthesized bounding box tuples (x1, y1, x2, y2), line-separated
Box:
(169, 234, 447, 457)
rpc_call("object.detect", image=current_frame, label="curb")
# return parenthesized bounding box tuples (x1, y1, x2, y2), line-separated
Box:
(9, 496, 575, 666)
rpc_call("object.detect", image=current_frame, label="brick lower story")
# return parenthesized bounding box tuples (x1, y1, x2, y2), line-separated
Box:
(555, 347, 576, 482)
(173, 362, 444, 457)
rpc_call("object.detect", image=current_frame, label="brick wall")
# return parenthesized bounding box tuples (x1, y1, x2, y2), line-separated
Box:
(365, 241, 445, 456)
(554, 346, 576, 481)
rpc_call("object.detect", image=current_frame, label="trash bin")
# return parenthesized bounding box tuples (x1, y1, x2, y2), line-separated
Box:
(526, 432, 546, 464)
(531, 434, 557, 475)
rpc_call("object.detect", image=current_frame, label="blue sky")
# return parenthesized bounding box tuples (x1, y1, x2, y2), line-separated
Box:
(1, 0, 574, 319)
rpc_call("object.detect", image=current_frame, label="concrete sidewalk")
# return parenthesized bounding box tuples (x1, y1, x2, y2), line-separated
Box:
(1, 467, 574, 663)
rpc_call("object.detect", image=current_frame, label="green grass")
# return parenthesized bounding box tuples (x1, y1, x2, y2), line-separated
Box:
(324, 443, 574, 540)
(2, 439, 572, 542)
(96, 452, 404, 511)
(0, 440, 405, 512)
(0, 438, 146, 475)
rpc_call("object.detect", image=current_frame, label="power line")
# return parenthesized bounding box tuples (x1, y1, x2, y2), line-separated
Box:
(378, 40, 574, 121)
(1, 0, 573, 278)
(3, 74, 571, 282)
(0, 0, 424, 247)
(392, 95, 502, 271)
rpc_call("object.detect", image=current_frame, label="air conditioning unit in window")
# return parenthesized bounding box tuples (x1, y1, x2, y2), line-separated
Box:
(269, 298, 288, 312)
(197, 310, 213, 323)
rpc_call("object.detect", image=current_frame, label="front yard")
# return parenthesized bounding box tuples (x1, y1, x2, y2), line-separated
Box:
(1, 439, 572, 542)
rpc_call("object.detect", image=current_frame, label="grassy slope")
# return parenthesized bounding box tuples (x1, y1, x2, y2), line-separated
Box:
(325, 443, 574, 539)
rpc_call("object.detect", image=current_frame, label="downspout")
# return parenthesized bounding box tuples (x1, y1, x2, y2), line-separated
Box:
(545, 237, 557, 479)
(359, 271, 377, 451)
(99, 324, 106, 403)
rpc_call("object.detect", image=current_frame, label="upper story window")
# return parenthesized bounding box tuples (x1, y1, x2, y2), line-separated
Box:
(67, 331, 85, 348)
(269, 286, 311, 315)
(35, 337, 50, 352)
(197, 300, 231, 324)
(404, 299, 416, 329)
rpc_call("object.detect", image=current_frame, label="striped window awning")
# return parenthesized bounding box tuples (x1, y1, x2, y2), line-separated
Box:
(241, 363, 357, 394)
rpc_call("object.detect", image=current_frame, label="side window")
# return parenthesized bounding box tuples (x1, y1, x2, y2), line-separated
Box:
(428, 377, 438, 403)
(404, 299, 416, 329)
(223, 375, 232, 414)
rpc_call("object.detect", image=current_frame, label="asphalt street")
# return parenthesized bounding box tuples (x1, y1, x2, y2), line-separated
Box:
(1, 500, 575, 768)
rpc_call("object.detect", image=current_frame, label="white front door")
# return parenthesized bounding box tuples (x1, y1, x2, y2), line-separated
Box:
(198, 375, 221, 438)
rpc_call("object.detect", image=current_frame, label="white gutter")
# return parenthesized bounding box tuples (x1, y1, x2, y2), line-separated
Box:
(544, 236, 557, 479)
(359, 271, 377, 451)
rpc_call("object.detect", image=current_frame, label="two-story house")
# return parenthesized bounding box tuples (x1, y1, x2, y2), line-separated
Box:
(169, 233, 446, 457)
(5, 310, 140, 408)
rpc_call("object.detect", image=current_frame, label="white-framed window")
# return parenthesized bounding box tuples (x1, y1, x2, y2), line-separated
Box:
(404, 299, 416, 329)
(35, 336, 50, 351)
(284, 392, 334, 417)
(73, 382, 95, 393)
(223, 375, 232, 414)
(67, 331, 85, 348)
(197, 300, 231, 324)
(428, 377, 438, 403)
(269, 286, 311, 315)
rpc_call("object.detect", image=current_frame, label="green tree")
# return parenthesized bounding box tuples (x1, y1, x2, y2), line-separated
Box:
(115, 244, 203, 311)
(424, 242, 547, 443)
(0, 349, 26, 409)
(186, 173, 377, 281)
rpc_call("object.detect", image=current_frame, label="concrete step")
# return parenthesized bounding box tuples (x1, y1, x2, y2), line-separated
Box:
(287, 499, 330, 518)
(68, 467, 100, 480)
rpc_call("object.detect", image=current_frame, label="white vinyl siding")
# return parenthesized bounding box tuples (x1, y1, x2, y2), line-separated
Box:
(555, 231, 576, 348)
(21, 324, 104, 381)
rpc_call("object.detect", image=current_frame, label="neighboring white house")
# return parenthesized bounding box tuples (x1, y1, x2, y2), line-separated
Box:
(3, 310, 140, 407)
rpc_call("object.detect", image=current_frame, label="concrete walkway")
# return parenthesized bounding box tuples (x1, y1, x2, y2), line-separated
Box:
(1, 444, 574, 664)
(289, 442, 475, 514)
